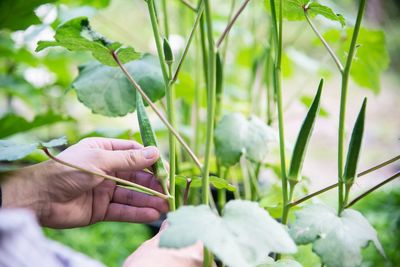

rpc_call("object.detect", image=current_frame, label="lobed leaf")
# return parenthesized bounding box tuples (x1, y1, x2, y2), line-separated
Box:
(288, 79, 323, 183)
(40, 136, 68, 148)
(290, 204, 385, 267)
(175, 175, 237, 192)
(36, 17, 140, 66)
(343, 98, 367, 186)
(160, 200, 297, 267)
(72, 55, 165, 117)
(265, 0, 345, 26)
(214, 113, 277, 166)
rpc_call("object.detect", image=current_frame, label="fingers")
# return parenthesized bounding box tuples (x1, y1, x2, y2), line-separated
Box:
(104, 203, 161, 223)
(112, 187, 169, 213)
(78, 137, 143, 150)
(116, 171, 164, 192)
(99, 146, 160, 172)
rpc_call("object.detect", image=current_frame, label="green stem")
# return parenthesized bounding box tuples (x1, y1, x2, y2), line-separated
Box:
(180, 0, 197, 11)
(42, 148, 169, 200)
(217, 167, 229, 211)
(338, 0, 366, 215)
(346, 171, 400, 208)
(201, 0, 216, 207)
(270, 0, 288, 223)
(161, 0, 169, 38)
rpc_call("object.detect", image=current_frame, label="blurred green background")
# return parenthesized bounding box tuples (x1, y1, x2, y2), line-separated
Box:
(0, 0, 399, 266)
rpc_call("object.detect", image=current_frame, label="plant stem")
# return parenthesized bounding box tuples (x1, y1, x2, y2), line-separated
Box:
(42, 148, 169, 200)
(171, 0, 204, 84)
(346, 171, 400, 208)
(180, 0, 197, 12)
(288, 154, 400, 207)
(112, 52, 202, 170)
(161, 0, 169, 38)
(270, 0, 288, 224)
(201, 0, 216, 206)
(337, 0, 366, 215)
(304, 11, 344, 73)
(216, 0, 251, 48)
(183, 178, 192, 205)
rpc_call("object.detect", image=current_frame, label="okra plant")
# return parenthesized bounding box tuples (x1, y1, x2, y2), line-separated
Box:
(0, 0, 399, 266)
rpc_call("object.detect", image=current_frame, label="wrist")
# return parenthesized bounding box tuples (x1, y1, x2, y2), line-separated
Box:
(1, 161, 51, 220)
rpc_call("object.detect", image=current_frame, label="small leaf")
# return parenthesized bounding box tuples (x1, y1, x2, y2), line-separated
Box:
(288, 80, 323, 183)
(40, 136, 68, 148)
(265, 0, 345, 26)
(0, 140, 38, 161)
(322, 28, 389, 93)
(290, 204, 385, 267)
(36, 17, 140, 66)
(160, 200, 297, 267)
(343, 98, 367, 186)
(214, 113, 277, 166)
(300, 95, 329, 117)
(72, 55, 165, 117)
(175, 175, 236, 192)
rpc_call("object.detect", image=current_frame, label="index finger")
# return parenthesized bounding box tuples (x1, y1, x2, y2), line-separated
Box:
(78, 137, 143, 150)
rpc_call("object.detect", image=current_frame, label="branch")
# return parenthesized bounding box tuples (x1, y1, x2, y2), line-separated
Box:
(171, 0, 205, 84)
(112, 52, 203, 170)
(180, 0, 197, 12)
(42, 148, 169, 200)
(216, 0, 251, 48)
(288, 154, 400, 207)
(346, 171, 400, 208)
(304, 11, 344, 73)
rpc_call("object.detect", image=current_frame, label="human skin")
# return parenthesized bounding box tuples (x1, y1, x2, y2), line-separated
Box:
(1, 137, 168, 228)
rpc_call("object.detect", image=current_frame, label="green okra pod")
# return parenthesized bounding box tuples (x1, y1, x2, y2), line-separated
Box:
(135, 89, 169, 195)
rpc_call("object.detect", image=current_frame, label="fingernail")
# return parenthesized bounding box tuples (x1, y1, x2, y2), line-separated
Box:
(142, 146, 158, 159)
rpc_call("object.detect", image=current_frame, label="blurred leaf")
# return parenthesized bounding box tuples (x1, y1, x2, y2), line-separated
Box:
(343, 98, 366, 186)
(0, 140, 37, 161)
(59, 0, 111, 8)
(265, 0, 345, 26)
(175, 175, 237, 192)
(160, 200, 297, 267)
(175, 72, 196, 103)
(72, 55, 165, 117)
(0, 112, 74, 138)
(36, 17, 140, 66)
(288, 80, 323, 183)
(323, 28, 389, 93)
(215, 113, 277, 166)
(0, 0, 56, 30)
(300, 95, 329, 117)
(290, 204, 385, 267)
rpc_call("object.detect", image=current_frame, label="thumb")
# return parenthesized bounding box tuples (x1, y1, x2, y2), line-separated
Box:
(99, 146, 160, 172)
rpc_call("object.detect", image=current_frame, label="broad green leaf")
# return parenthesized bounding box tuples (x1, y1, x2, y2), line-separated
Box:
(175, 175, 237, 192)
(59, 0, 111, 8)
(288, 80, 323, 183)
(0, 112, 74, 138)
(160, 200, 297, 267)
(322, 28, 389, 93)
(214, 113, 276, 166)
(40, 136, 68, 148)
(0, 137, 68, 161)
(36, 17, 140, 66)
(343, 98, 366, 186)
(72, 55, 165, 117)
(265, 0, 345, 26)
(290, 204, 385, 267)
(0, 141, 38, 161)
(0, 0, 56, 30)
(258, 257, 302, 267)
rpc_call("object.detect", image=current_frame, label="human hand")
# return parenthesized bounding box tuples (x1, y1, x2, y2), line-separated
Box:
(124, 222, 204, 267)
(2, 137, 168, 228)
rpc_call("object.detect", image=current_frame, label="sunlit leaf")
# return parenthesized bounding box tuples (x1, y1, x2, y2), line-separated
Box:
(258, 257, 303, 267)
(40, 136, 68, 148)
(322, 28, 389, 93)
(160, 200, 297, 267)
(290, 204, 385, 267)
(72, 55, 165, 117)
(36, 17, 140, 66)
(0, 140, 37, 161)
